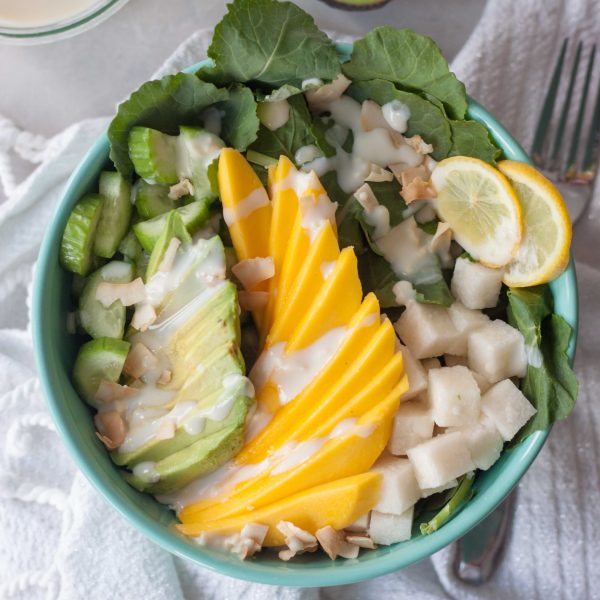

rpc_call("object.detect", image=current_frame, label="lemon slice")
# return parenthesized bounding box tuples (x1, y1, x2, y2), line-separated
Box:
(498, 160, 572, 287)
(431, 156, 523, 267)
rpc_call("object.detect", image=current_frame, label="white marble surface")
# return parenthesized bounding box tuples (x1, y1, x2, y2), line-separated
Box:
(0, 0, 487, 137)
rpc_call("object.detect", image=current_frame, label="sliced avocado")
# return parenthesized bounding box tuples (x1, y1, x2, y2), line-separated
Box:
(145, 211, 192, 281)
(124, 396, 251, 494)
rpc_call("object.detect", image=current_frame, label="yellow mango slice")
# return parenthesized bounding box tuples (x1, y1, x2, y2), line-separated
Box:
(286, 246, 362, 352)
(243, 318, 398, 464)
(252, 292, 381, 416)
(178, 385, 400, 524)
(176, 472, 382, 543)
(218, 149, 271, 261)
(267, 221, 340, 346)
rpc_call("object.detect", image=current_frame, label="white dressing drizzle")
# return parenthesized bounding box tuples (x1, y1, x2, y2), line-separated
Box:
(381, 100, 411, 133)
(222, 187, 269, 227)
(319, 261, 337, 279)
(525, 343, 543, 368)
(133, 461, 161, 483)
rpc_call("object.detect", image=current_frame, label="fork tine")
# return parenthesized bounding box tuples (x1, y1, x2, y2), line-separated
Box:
(566, 45, 596, 178)
(550, 41, 583, 169)
(581, 59, 600, 179)
(532, 38, 568, 163)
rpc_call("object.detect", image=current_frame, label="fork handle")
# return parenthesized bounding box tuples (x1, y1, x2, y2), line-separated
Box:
(451, 489, 518, 584)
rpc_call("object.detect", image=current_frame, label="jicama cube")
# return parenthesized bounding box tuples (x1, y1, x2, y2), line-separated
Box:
(407, 431, 475, 489)
(421, 478, 458, 498)
(449, 419, 504, 470)
(451, 257, 503, 309)
(345, 512, 370, 533)
(371, 455, 421, 515)
(471, 370, 493, 394)
(468, 320, 527, 383)
(388, 403, 435, 456)
(447, 301, 490, 356)
(481, 379, 537, 441)
(396, 342, 428, 401)
(428, 366, 481, 427)
(395, 302, 459, 359)
(368, 507, 414, 545)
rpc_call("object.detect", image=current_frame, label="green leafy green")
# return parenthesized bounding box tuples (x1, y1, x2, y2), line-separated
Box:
(420, 474, 474, 535)
(249, 94, 315, 160)
(357, 251, 398, 308)
(218, 84, 260, 150)
(347, 79, 453, 160)
(108, 74, 227, 177)
(507, 286, 578, 441)
(206, 0, 340, 87)
(343, 27, 467, 119)
(449, 120, 501, 164)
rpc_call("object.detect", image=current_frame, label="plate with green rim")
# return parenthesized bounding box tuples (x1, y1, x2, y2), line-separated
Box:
(32, 43, 578, 587)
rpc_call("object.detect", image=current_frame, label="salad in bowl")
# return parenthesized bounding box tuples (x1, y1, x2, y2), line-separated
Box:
(38, 0, 578, 575)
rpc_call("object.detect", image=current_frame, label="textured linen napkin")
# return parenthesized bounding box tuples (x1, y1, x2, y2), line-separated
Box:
(1, 1, 599, 598)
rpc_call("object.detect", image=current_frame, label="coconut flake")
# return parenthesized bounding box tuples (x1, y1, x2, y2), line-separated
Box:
(159, 238, 182, 273)
(277, 521, 318, 560)
(305, 74, 352, 112)
(96, 278, 147, 308)
(94, 380, 138, 404)
(354, 183, 378, 212)
(238, 291, 269, 312)
(405, 134, 433, 155)
(360, 100, 389, 131)
(94, 411, 126, 449)
(430, 222, 453, 267)
(400, 173, 436, 204)
(123, 342, 157, 379)
(316, 526, 360, 560)
(364, 164, 394, 182)
(168, 178, 194, 200)
(232, 257, 275, 291)
(345, 534, 377, 550)
(157, 369, 172, 385)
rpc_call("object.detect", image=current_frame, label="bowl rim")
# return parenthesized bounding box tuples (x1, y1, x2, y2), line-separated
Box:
(32, 45, 578, 587)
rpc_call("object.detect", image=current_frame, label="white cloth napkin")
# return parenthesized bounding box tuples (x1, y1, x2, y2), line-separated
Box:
(1, 1, 599, 598)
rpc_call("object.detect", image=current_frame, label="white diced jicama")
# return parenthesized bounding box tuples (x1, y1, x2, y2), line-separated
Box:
(468, 320, 527, 383)
(421, 357, 441, 371)
(407, 431, 475, 489)
(428, 366, 481, 427)
(451, 257, 503, 309)
(368, 507, 414, 545)
(447, 301, 490, 356)
(372, 455, 421, 515)
(345, 512, 371, 533)
(395, 302, 459, 359)
(471, 370, 493, 394)
(396, 342, 428, 401)
(444, 354, 468, 367)
(450, 419, 504, 470)
(421, 478, 458, 498)
(388, 403, 434, 456)
(481, 379, 537, 441)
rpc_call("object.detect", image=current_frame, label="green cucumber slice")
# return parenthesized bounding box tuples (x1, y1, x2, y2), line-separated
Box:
(128, 127, 179, 184)
(73, 337, 130, 407)
(135, 180, 175, 219)
(60, 194, 104, 276)
(79, 261, 135, 339)
(95, 171, 133, 259)
(132, 200, 210, 253)
(146, 211, 192, 281)
(118, 231, 142, 262)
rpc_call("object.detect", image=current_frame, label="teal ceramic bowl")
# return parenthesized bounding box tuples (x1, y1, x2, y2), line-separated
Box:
(32, 44, 578, 587)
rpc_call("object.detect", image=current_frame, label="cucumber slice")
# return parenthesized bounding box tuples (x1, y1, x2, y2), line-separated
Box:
(60, 194, 104, 276)
(95, 172, 133, 259)
(129, 127, 179, 184)
(79, 261, 135, 339)
(178, 126, 225, 200)
(135, 180, 175, 219)
(118, 231, 142, 262)
(132, 200, 210, 253)
(146, 211, 192, 281)
(73, 337, 130, 407)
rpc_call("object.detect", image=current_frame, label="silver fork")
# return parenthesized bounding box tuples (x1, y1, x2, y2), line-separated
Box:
(451, 37, 600, 585)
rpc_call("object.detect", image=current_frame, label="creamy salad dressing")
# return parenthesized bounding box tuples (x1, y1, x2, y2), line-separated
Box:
(299, 193, 337, 241)
(294, 144, 322, 165)
(319, 261, 337, 279)
(132, 461, 161, 484)
(381, 100, 411, 133)
(0, 0, 98, 27)
(222, 187, 270, 226)
(525, 343, 543, 368)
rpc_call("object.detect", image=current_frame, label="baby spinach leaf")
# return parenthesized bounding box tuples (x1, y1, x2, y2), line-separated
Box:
(357, 251, 399, 308)
(347, 79, 453, 160)
(415, 279, 454, 307)
(449, 120, 501, 164)
(108, 73, 228, 177)
(507, 286, 578, 442)
(343, 27, 467, 120)
(218, 84, 260, 151)
(207, 0, 340, 87)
